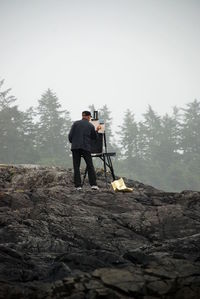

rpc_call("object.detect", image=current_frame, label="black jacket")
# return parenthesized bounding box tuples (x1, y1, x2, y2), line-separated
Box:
(68, 119, 97, 152)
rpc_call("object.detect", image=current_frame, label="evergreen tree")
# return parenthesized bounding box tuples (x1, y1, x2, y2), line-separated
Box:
(0, 80, 24, 163)
(0, 79, 16, 108)
(19, 107, 39, 163)
(180, 99, 200, 188)
(153, 107, 185, 191)
(132, 106, 165, 188)
(88, 104, 96, 118)
(61, 110, 72, 164)
(139, 105, 162, 161)
(36, 89, 71, 166)
(118, 109, 138, 159)
(98, 105, 114, 151)
(116, 109, 140, 178)
(159, 107, 181, 167)
(181, 99, 200, 162)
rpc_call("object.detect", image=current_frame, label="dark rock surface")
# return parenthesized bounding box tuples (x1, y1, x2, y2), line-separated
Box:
(0, 164, 200, 298)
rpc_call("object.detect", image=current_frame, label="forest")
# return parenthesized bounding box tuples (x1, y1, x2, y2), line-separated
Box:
(0, 79, 200, 192)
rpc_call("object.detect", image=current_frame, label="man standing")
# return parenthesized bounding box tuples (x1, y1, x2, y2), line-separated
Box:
(68, 111, 101, 190)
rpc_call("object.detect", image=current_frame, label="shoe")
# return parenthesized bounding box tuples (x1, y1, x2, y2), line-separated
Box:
(75, 187, 82, 191)
(91, 185, 99, 190)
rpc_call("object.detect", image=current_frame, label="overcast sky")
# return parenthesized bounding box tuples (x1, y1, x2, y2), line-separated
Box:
(1, 0, 200, 128)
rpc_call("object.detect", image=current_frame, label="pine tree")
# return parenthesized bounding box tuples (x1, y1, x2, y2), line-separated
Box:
(0, 79, 16, 108)
(98, 105, 114, 151)
(88, 104, 96, 117)
(0, 80, 24, 163)
(159, 107, 181, 167)
(36, 89, 71, 166)
(180, 99, 200, 188)
(181, 99, 200, 162)
(61, 110, 72, 165)
(116, 109, 140, 178)
(135, 106, 164, 187)
(139, 105, 162, 161)
(118, 109, 138, 159)
(19, 107, 39, 163)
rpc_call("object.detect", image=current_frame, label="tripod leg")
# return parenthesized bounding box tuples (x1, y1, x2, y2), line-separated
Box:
(107, 155, 116, 181)
(103, 155, 108, 188)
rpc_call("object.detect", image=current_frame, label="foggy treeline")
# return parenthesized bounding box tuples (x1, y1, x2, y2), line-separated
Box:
(0, 79, 200, 192)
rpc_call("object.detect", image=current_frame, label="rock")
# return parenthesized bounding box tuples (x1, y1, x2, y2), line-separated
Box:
(0, 164, 200, 298)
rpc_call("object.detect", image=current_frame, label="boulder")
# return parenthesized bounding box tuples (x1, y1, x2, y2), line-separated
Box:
(0, 165, 200, 298)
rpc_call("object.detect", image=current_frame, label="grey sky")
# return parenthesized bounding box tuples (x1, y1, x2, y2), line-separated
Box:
(1, 0, 200, 128)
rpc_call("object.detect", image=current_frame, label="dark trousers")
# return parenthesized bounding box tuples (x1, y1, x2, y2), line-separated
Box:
(72, 149, 97, 187)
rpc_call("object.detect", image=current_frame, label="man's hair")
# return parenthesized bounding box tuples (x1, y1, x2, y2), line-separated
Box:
(82, 111, 91, 116)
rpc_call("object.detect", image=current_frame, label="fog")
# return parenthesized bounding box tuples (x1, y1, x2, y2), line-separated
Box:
(1, 0, 200, 127)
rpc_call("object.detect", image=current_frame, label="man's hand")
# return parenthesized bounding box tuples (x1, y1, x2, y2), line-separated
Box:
(96, 125, 101, 131)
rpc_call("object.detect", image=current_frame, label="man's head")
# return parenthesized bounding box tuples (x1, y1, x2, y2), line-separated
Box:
(82, 111, 91, 121)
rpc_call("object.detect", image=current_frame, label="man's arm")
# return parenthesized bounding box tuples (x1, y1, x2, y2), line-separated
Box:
(68, 123, 75, 143)
(90, 124, 101, 139)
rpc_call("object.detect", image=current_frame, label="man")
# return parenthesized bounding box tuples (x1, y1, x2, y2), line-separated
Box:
(68, 111, 101, 190)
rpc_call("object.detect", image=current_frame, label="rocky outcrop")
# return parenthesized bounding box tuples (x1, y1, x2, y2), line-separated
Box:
(0, 164, 200, 298)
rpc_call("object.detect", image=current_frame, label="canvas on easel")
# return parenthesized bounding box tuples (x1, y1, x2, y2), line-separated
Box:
(90, 132, 103, 154)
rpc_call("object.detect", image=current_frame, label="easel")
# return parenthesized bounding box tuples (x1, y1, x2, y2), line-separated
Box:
(82, 132, 116, 187)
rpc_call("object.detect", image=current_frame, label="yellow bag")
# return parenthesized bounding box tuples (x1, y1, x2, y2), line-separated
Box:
(111, 178, 133, 192)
